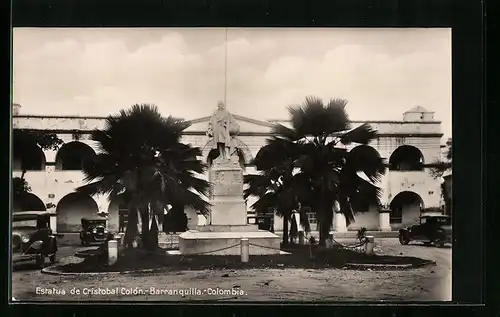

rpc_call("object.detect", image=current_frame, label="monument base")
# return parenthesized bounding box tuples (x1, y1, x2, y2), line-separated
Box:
(196, 224, 259, 232)
(179, 229, 281, 255)
(158, 232, 179, 249)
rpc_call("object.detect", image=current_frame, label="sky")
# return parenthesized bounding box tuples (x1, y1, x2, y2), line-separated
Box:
(12, 28, 452, 139)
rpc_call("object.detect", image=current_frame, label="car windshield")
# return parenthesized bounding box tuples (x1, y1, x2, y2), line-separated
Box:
(435, 217, 451, 225)
(85, 221, 105, 226)
(12, 219, 38, 228)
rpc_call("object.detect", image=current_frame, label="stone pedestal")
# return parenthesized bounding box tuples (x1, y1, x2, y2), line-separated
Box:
(208, 162, 247, 225)
(179, 158, 281, 255)
(48, 212, 57, 233)
(378, 211, 392, 231)
(334, 212, 347, 233)
(196, 224, 259, 232)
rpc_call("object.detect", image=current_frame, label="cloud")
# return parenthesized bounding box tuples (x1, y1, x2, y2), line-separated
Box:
(12, 28, 451, 138)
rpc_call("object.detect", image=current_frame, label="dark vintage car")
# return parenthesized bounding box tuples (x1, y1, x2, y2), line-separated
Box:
(399, 214, 452, 247)
(247, 213, 274, 232)
(12, 211, 62, 268)
(80, 217, 109, 245)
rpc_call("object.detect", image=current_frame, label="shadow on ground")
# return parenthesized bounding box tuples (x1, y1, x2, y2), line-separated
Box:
(55, 244, 433, 273)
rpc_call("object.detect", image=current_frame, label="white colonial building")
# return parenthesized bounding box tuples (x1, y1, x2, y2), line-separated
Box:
(12, 104, 444, 235)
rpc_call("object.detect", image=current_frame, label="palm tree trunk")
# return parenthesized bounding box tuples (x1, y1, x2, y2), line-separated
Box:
(141, 204, 152, 250)
(319, 220, 329, 246)
(317, 209, 327, 246)
(124, 203, 139, 248)
(282, 213, 289, 246)
(140, 203, 160, 251)
(316, 201, 333, 246)
(149, 216, 159, 250)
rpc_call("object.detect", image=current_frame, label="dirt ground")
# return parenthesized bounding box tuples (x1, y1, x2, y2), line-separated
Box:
(11, 238, 451, 302)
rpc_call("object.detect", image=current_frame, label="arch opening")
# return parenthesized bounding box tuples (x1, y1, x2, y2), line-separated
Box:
(55, 142, 95, 171)
(389, 145, 424, 171)
(349, 145, 381, 159)
(13, 193, 46, 212)
(389, 191, 424, 227)
(348, 145, 384, 186)
(13, 143, 46, 171)
(56, 193, 99, 232)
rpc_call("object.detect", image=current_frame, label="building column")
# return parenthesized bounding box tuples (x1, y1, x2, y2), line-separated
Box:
(334, 212, 347, 232)
(378, 209, 392, 231)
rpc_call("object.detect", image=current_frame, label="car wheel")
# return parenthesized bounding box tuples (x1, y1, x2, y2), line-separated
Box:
(423, 242, 432, 246)
(49, 253, 56, 264)
(435, 240, 445, 248)
(35, 255, 45, 268)
(399, 234, 410, 245)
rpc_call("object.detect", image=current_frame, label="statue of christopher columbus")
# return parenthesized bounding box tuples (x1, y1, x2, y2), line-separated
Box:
(206, 101, 240, 162)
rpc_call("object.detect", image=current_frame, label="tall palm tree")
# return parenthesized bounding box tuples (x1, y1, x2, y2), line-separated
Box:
(245, 97, 386, 246)
(243, 141, 311, 245)
(76, 104, 210, 250)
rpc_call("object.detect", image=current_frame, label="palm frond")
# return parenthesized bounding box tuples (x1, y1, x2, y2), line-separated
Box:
(243, 174, 272, 199)
(339, 123, 378, 145)
(337, 193, 356, 226)
(344, 146, 386, 183)
(78, 103, 210, 217)
(287, 96, 350, 138)
(250, 192, 277, 215)
(270, 124, 299, 141)
(254, 136, 298, 172)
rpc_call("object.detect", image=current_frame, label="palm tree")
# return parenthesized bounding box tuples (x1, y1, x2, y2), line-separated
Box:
(245, 97, 386, 246)
(243, 143, 312, 246)
(76, 104, 211, 250)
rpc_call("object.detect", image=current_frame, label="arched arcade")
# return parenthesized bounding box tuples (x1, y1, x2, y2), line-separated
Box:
(55, 141, 95, 170)
(389, 145, 424, 171)
(13, 142, 46, 171)
(56, 192, 99, 232)
(389, 191, 424, 229)
(12, 192, 46, 212)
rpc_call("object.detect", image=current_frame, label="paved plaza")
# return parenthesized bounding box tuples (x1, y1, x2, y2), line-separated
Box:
(11, 238, 451, 302)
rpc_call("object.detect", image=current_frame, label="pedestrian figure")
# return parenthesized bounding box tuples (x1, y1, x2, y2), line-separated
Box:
(119, 212, 126, 233)
(181, 212, 188, 232)
(289, 213, 298, 244)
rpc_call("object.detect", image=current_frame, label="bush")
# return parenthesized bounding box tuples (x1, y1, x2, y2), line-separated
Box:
(357, 227, 367, 242)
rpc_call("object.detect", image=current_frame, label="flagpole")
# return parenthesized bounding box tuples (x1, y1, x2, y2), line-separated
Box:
(224, 28, 228, 105)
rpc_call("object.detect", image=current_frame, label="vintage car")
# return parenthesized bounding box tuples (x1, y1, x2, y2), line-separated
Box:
(247, 213, 274, 232)
(12, 211, 62, 268)
(399, 214, 452, 247)
(80, 217, 109, 245)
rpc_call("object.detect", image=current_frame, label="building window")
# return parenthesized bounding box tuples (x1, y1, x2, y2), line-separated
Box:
(306, 211, 317, 225)
(390, 207, 403, 224)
